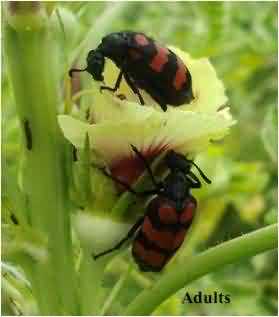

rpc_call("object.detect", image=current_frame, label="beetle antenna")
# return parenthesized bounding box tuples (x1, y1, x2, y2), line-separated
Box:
(69, 67, 88, 77)
(189, 161, 211, 184)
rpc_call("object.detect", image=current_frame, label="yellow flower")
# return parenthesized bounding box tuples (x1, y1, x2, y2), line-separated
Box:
(59, 108, 233, 167)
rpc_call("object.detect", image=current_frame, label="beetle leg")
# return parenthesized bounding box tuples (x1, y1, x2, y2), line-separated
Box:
(94, 165, 158, 196)
(100, 70, 123, 93)
(93, 217, 144, 260)
(123, 73, 145, 105)
(130, 144, 161, 189)
(96, 166, 138, 194)
(159, 103, 167, 112)
(142, 86, 167, 111)
(187, 161, 212, 184)
(186, 171, 202, 188)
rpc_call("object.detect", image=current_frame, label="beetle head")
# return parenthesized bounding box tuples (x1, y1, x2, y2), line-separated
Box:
(69, 50, 105, 81)
(165, 150, 211, 184)
(86, 50, 105, 81)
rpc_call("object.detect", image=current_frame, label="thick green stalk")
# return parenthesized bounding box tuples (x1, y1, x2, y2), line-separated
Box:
(124, 224, 277, 315)
(79, 251, 110, 315)
(100, 263, 132, 315)
(4, 5, 79, 315)
(78, 252, 96, 315)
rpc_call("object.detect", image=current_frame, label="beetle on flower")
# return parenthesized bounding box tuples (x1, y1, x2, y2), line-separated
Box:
(69, 31, 194, 111)
(59, 41, 235, 270)
(92, 146, 212, 272)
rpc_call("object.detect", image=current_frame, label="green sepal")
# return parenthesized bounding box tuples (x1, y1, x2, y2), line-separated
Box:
(72, 133, 92, 206)
(70, 132, 118, 213)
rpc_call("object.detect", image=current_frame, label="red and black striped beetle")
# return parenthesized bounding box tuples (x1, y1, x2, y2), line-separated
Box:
(93, 146, 211, 272)
(69, 31, 194, 111)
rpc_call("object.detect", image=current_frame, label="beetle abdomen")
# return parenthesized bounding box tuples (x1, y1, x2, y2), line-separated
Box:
(132, 196, 196, 272)
(125, 33, 193, 106)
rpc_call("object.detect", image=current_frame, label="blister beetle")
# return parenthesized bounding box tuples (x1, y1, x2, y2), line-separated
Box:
(69, 31, 194, 111)
(93, 145, 211, 272)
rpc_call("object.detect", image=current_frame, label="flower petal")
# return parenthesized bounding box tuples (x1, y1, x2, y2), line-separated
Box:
(58, 108, 235, 166)
(73, 211, 131, 252)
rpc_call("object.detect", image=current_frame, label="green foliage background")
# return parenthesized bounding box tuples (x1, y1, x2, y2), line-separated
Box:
(2, 1, 277, 316)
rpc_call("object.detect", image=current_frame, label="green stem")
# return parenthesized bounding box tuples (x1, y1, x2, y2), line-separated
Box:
(106, 258, 152, 289)
(78, 242, 113, 315)
(100, 263, 132, 315)
(124, 224, 277, 315)
(79, 251, 109, 315)
(4, 6, 79, 315)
